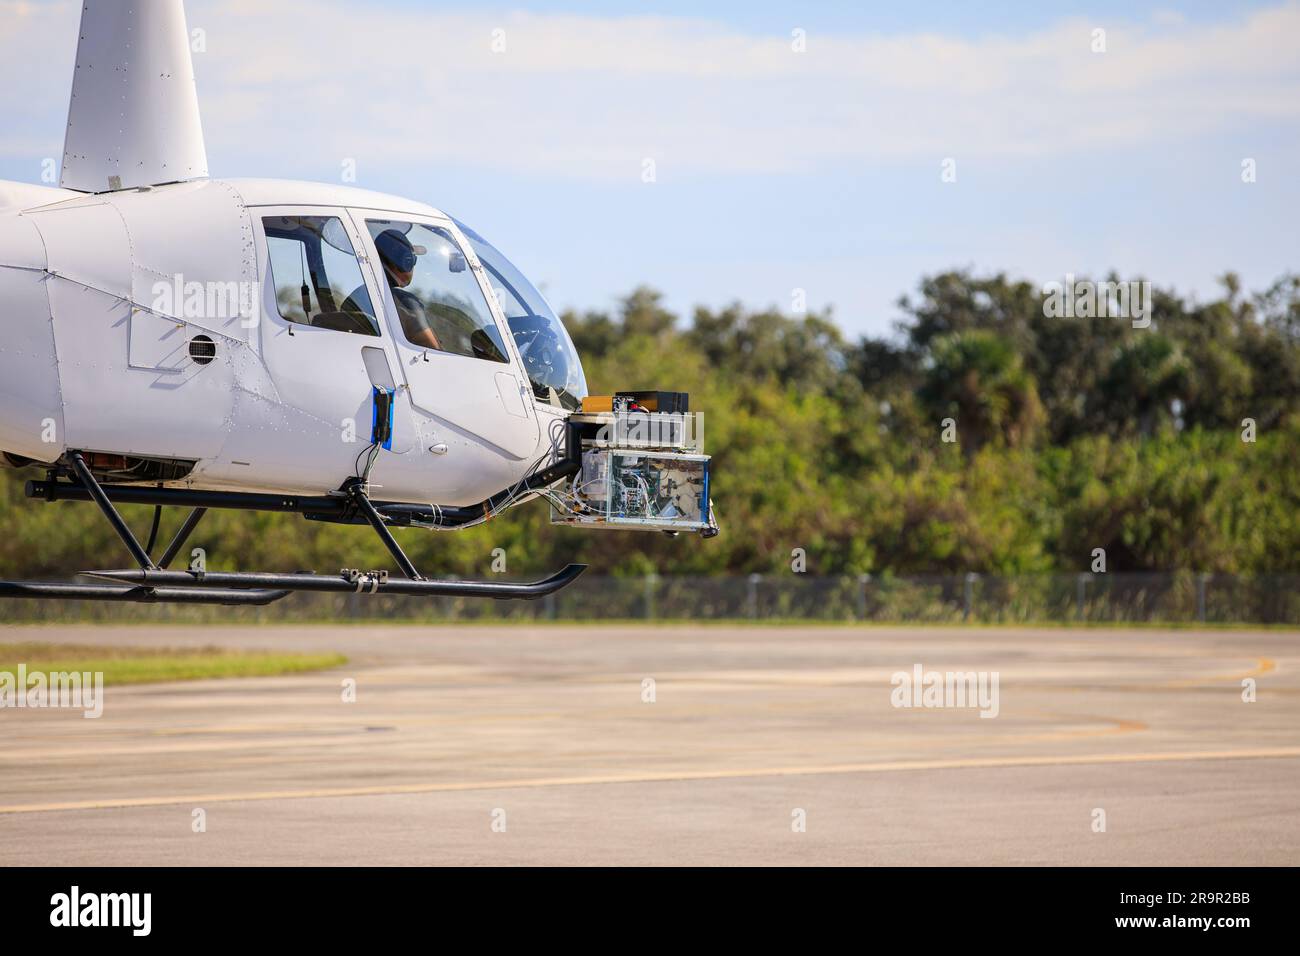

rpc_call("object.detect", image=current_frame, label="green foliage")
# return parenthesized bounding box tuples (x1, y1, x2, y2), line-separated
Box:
(0, 642, 346, 685)
(1, 271, 1296, 579)
(918, 330, 1045, 453)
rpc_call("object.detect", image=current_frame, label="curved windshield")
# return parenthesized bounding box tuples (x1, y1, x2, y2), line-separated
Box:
(453, 218, 588, 412)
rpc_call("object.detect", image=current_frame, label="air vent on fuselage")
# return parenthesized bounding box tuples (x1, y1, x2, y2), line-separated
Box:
(189, 335, 216, 365)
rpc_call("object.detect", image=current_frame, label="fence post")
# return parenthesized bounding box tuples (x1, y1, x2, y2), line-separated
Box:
(544, 591, 556, 621)
(747, 573, 761, 620)
(963, 572, 977, 622)
(644, 571, 657, 620)
(1197, 573, 1209, 623)
(858, 573, 871, 621)
(1076, 573, 1088, 621)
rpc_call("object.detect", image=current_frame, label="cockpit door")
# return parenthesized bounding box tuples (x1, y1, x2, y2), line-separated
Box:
(348, 209, 540, 461)
(251, 207, 415, 486)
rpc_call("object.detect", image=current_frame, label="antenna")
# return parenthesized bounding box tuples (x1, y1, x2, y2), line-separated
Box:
(60, 0, 209, 193)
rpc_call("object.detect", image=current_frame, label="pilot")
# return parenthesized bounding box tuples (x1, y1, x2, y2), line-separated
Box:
(373, 229, 441, 352)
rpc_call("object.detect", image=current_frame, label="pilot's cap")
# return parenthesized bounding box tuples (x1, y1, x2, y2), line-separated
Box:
(375, 229, 419, 273)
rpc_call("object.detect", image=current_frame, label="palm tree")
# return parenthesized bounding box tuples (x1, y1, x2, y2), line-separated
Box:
(919, 330, 1045, 454)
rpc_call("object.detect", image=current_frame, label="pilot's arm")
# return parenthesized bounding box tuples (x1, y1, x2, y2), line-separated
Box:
(393, 288, 442, 351)
(407, 327, 441, 351)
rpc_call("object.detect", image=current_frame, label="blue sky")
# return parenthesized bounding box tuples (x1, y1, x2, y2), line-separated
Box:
(378, 0, 1265, 35)
(1, 0, 1297, 338)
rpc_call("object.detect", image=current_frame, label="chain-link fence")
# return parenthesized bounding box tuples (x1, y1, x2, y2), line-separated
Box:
(0, 572, 1296, 624)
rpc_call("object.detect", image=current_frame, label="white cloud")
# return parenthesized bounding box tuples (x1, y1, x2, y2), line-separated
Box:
(1, 0, 1298, 179)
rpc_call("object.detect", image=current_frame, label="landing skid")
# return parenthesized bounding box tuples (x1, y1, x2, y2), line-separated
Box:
(82, 565, 586, 599)
(0, 453, 585, 605)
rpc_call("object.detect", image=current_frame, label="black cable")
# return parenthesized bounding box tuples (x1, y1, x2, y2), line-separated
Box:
(144, 504, 162, 558)
(354, 441, 377, 479)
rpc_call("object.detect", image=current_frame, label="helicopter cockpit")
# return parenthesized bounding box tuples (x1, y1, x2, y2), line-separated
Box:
(453, 219, 589, 413)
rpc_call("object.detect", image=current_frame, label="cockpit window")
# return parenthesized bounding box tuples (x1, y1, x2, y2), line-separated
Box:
(364, 219, 509, 364)
(453, 218, 589, 412)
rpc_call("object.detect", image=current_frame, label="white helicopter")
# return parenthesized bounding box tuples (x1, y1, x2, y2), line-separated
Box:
(0, 0, 715, 607)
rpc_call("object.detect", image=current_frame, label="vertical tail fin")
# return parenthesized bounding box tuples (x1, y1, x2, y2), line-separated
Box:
(60, 0, 208, 193)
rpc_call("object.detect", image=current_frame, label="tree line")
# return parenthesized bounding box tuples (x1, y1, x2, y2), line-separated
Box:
(1, 270, 1296, 579)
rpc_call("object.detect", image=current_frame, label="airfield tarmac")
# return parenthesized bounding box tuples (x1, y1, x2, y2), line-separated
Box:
(0, 623, 1297, 866)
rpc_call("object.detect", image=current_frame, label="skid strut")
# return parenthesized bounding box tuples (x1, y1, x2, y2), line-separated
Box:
(345, 478, 422, 580)
(0, 453, 290, 605)
(67, 452, 155, 570)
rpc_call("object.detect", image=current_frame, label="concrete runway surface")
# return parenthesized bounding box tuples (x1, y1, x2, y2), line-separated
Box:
(1, 623, 1297, 866)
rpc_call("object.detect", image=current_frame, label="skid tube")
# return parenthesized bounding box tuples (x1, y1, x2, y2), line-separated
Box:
(83, 564, 587, 600)
(0, 581, 289, 605)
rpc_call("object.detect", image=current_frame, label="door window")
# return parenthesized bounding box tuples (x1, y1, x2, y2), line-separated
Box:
(263, 215, 380, 336)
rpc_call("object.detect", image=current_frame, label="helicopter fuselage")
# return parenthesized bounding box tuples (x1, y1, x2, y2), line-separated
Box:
(0, 177, 566, 507)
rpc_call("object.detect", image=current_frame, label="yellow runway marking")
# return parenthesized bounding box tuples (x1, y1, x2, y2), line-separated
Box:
(1161, 657, 1275, 688)
(0, 716, 1147, 761)
(3, 745, 1299, 815)
(0, 709, 1148, 761)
